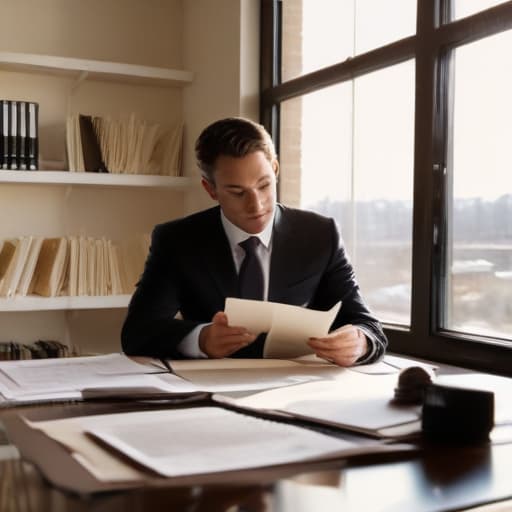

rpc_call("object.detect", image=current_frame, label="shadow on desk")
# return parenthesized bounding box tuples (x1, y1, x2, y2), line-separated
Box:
(0, 460, 270, 512)
(2, 443, 512, 512)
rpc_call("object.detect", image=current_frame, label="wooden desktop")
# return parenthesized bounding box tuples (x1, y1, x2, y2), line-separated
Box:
(1, 396, 512, 512)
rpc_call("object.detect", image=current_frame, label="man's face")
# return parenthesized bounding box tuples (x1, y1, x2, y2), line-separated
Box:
(202, 151, 278, 234)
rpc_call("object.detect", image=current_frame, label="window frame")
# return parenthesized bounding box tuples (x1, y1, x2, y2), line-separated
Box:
(260, 0, 512, 375)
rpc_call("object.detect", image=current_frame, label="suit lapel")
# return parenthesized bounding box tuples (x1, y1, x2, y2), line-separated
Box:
(268, 205, 302, 303)
(201, 207, 239, 299)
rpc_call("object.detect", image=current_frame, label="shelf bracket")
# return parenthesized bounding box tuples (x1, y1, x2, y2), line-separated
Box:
(71, 70, 89, 92)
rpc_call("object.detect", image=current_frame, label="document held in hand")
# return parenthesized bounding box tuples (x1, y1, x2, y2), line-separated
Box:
(225, 298, 341, 358)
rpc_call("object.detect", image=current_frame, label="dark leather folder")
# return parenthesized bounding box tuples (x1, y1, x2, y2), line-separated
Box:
(79, 115, 107, 173)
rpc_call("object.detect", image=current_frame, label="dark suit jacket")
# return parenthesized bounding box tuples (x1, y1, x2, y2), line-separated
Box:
(121, 204, 387, 361)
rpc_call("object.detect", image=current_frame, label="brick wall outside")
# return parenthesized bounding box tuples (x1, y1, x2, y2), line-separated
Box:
(279, 0, 303, 208)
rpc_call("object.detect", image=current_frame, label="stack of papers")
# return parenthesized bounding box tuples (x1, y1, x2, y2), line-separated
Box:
(215, 371, 423, 439)
(0, 353, 199, 406)
(27, 406, 407, 482)
(170, 358, 344, 392)
(0, 353, 349, 407)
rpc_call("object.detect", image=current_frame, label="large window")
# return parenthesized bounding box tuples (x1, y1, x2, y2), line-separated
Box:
(261, 0, 512, 374)
(280, 62, 415, 326)
(444, 30, 512, 341)
(281, 0, 416, 81)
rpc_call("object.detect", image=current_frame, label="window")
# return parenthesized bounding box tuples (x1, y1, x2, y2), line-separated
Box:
(452, 0, 509, 20)
(281, 0, 416, 81)
(280, 62, 415, 326)
(443, 30, 512, 342)
(261, 0, 512, 374)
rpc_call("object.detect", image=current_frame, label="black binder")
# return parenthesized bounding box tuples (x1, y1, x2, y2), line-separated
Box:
(9, 100, 17, 170)
(17, 101, 27, 170)
(27, 102, 39, 170)
(79, 114, 107, 172)
(0, 100, 7, 169)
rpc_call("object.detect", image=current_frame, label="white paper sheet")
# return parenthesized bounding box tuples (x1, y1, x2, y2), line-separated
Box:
(349, 355, 439, 375)
(0, 353, 152, 388)
(224, 298, 341, 358)
(0, 353, 199, 403)
(383, 354, 439, 373)
(224, 298, 274, 333)
(83, 407, 367, 478)
(215, 371, 421, 437)
(170, 358, 344, 392)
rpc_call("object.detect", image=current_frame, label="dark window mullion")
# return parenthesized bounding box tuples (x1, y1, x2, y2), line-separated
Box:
(431, 48, 453, 334)
(261, 36, 415, 107)
(430, 0, 453, 336)
(437, 1, 512, 49)
(392, 0, 437, 352)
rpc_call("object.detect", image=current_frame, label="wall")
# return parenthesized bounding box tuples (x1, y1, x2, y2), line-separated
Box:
(0, 0, 183, 68)
(182, 0, 260, 213)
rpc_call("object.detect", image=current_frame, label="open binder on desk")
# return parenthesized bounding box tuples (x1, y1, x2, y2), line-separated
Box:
(2, 400, 417, 495)
(214, 371, 423, 440)
(0, 353, 205, 407)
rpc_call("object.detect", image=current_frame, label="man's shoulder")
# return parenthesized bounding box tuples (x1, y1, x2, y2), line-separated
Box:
(277, 204, 335, 229)
(153, 206, 220, 237)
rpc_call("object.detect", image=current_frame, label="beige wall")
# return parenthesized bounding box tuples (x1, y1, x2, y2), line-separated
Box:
(182, 0, 260, 214)
(0, 0, 183, 68)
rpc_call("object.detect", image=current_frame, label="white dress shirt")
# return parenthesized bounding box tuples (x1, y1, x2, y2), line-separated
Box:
(177, 210, 274, 358)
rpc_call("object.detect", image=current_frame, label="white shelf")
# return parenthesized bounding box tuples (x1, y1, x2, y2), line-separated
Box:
(0, 170, 192, 189)
(0, 295, 131, 312)
(0, 52, 193, 87)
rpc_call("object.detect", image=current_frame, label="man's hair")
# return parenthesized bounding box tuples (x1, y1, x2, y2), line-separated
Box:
(195, 117, 277, 181)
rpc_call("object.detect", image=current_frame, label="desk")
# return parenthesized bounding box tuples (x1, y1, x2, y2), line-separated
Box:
(1, 405, 512, 512)
(1, 439, 512, 511)
(1, 358, 512, 512)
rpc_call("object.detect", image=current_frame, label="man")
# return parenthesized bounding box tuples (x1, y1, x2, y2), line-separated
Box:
(121, 117, 387, 366)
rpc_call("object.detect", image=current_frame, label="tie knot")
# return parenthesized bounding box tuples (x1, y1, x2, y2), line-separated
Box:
(239, 236, 260, 254)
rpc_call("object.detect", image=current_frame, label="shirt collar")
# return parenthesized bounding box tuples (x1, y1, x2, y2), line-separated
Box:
(220, 208, 275, 250)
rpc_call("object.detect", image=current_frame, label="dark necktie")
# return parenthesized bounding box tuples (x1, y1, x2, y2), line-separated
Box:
(238, 236, 264, 300)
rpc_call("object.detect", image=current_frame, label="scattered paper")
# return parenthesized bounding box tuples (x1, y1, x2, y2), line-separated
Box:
(0, 353, 198, 404)
(26, 406, 413, 483)
(350, 355, 439, 375)
(170, 358, 343, 392)
(216, 371, 421, 437)
(384, 354, 438, 373)
(83, 407, 365, 478)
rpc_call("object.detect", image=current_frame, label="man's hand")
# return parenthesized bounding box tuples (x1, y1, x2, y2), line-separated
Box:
(307, 324, 368, 367)
(199, 311, 257, 358)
